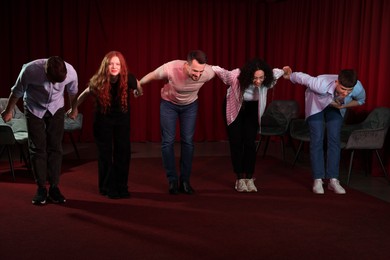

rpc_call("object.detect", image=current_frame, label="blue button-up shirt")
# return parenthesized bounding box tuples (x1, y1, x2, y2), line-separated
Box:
(11, 59, 78, 118)
(290, 72, 366, 119)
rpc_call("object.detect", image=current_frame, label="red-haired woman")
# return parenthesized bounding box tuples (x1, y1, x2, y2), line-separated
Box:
(68, 51, 143, 199)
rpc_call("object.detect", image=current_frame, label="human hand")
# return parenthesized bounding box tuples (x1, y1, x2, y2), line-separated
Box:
(133, 86, 143, 98)
(282, 66, 292, 79)
(66, 108, 78, 120)
(329, 101, 343, 109)
(1, 110, 13, 122)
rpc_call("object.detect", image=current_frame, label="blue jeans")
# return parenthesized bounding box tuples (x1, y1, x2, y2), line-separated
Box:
(160, 99, 198, 183)
(307, 106, 344, 180)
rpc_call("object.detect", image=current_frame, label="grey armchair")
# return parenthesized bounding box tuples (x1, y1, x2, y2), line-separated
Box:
(0, 98, 29, 181)
(341, 107, 390, 185)
(256, 100, 299, 160)
(64, 113, 83, 159)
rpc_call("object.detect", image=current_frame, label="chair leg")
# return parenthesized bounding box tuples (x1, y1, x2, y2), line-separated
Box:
(374, 150, 389, 184)
(262, 137, 270, 158)
(287, 135, 297, 156)
(292, 141, 304, 167)
(67, 132, 80, 159)
(19, 144, 28, 166)
(255, 135, 262, 153)
(280, 136, 285, 161)
(19, 143, 33, 176)
(347, 150, 355, 186)
(363, 150, 372, 177)
(6, 146, 16, 181)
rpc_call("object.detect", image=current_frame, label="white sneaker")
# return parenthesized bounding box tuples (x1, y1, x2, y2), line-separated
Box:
(312, 179, 324, 194)
(328, 178, 346, 194)
(246, 178, 258, 192)
(235, 179, 248, 192)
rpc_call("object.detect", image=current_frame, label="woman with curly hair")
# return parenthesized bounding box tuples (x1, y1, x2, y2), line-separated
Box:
(68, 51, 143, 199)
(212, 59, 287, 192)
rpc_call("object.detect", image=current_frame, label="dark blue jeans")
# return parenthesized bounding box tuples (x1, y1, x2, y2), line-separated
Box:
(307, 106, 344, 180)
(160, 99, 198, 183)
(25, 107, 64, 188)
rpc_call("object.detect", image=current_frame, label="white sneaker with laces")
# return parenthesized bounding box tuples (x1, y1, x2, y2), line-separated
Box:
(246, 178, 258, 192)
(328, 178, 346, 194)
(312, 179, 324, 194)
(235, 179, 248, 192)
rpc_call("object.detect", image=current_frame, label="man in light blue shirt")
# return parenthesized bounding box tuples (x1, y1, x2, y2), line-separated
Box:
(1, 56, 78, 205)
(284, 67, 366, 194)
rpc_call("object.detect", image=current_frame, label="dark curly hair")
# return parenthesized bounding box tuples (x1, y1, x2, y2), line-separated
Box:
(237, 58, 274, 92)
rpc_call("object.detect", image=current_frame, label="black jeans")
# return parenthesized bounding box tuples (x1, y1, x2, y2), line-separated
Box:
(25, 107, 65, 187)
(225, 101, 259, 178)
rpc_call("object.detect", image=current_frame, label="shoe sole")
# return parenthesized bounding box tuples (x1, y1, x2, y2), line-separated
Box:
(106, 195, 120, 199)
(48, 196, 66, 203)
(179, 190, 194, 194)
(32, 200, 46, 205)
(328, 187, 346, 194)
(235, 189, 249, 192)
(169, 189, 179, 195)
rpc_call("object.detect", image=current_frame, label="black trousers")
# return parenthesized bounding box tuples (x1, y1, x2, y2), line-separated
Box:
(93, 112, 131, 193)
(25, 107, 65, 187)
(225, 100, 259, 179)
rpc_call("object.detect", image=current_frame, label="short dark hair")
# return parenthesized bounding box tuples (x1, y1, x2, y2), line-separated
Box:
(338, 69, 357, 88)
(46, 56, 67, 83)
(187, 50, 207, 64)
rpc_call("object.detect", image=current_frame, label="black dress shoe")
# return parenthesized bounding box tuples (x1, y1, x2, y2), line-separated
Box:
(107, 190, 121, 199)
(169, 181, 179, 195)
(180, 182, 194, 194)
(119, 189, 131, 198)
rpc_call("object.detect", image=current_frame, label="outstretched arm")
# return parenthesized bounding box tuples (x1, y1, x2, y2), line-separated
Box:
(67, 87, 91, 119)
(140, 70, 162, 85)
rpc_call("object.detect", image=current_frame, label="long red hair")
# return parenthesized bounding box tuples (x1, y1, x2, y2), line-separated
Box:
(89, 51, 129, 113)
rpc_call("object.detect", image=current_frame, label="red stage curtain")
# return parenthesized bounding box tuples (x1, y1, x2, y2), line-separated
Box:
(0, 0, 389, 143)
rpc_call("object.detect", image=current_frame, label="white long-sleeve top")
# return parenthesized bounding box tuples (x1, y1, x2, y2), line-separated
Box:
(212, 66, 284, 126)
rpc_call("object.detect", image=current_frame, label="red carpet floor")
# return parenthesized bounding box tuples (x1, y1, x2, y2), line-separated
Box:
(1, 156, 390, 260)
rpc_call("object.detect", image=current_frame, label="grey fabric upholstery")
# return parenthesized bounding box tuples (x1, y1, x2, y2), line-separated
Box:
(341, 107, 390, 185)
(0, 98, 25, 119)
(341, 107, 390, 146)
(257, 100, 300, 160)
(64, 113, 83, 131)
(0, 99, 29, 181)
(64, 114, 83, 159)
